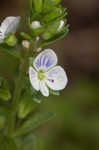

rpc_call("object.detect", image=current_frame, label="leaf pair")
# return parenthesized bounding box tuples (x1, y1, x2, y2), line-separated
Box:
(0, 135, 36, 150)
(16, 112, 55, 136)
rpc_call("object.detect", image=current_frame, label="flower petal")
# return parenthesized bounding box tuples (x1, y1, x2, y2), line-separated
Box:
(40, 81, 49, 97)
(46, 66, 68, 91)
(0, 34, 4, 43)
(0, 16, 21, 36)
(29, 66, 40, 91)
(33, 49, 58, 71)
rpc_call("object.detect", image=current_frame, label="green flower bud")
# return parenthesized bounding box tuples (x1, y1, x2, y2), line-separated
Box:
(0, 116, 6, 129)
(4, 33, 17, 46)
(33, 0, 43, 12)
(18, 93, 37, 119)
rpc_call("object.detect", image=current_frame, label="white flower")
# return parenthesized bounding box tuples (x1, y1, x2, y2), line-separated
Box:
(0, 16, 21, 43)
(31, 21, 41, 29)
(58, 20, 65, 31)
(29, 49, 68, 97)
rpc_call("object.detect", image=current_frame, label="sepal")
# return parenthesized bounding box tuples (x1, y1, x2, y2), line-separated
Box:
(4, 33, 17, 47)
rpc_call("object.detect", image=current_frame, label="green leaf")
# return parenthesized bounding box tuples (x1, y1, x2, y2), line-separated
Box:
(16, 112, 55, 136)
(44, 7, 63, 22)
(0, 77, 11, 101)
(20, 32, 32, 41)
(33, 0, 43, 12)
(0, 44, 20, 59)
(22, 135, 36, 150)
(0, 116, 6, 129)
(4, 137, 17, 150)
(14, 135, 36, 150)
(43, 0, 53, 11)
(0, 89, 11, 101)
(18, 92, 37, 119)
(0, 135, 5, 150)
(39, 26, 69, 47)
(43, 0, 62, 12)
(0, 107, 9, 117)
(0, 107, 9, 129)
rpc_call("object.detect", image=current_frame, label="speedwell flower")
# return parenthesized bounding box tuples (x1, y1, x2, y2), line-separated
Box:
(29, 49, 68, 97)
(0, 16, 21, 43)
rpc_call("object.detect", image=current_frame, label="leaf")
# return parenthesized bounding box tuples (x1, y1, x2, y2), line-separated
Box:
(0, 44, 20, 59)
(14, 135, 36, 150)
(20, 32, 32, 41)
(0, 107, 9, 117)
(16, 112, 55, 136)
(0, 89, 11, 101)
(39, 26, 69, 47)
(0, 135, 5, 150)
(0, 77, 11, 101)
(33, 0, 43, 13)
(22, 135, 36, 150)
(0, 107, 9, 129)
(17, 91, 37, 119)
(44, 7, 63, 22)
(4, 137, 17, 150)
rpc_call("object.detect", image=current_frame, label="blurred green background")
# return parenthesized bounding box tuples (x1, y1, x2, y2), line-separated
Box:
(0, 0, 99, 150)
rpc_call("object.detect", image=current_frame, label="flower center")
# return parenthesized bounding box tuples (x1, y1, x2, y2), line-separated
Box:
(38, 70, 45, 81)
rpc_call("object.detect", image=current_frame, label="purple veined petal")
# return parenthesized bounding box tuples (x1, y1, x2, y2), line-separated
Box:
(33, 49, 58, 71)
(39, 81, 49, 97)
(29, 66, 40, 91)
(0, 16, 21, 36)
(46, 66, 68, 91)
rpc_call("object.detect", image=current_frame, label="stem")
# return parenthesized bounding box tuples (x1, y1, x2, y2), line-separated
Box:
(8, 53, 29, 136)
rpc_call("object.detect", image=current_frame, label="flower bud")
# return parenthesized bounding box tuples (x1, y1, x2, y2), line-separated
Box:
(4, 33, 17, 46)
(31, 21, 41, 29)
(36, 47, 42, 52)
(22, 40, 30, 49)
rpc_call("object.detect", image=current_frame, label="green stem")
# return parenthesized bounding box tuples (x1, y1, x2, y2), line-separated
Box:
(8, 53, 29, 136)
